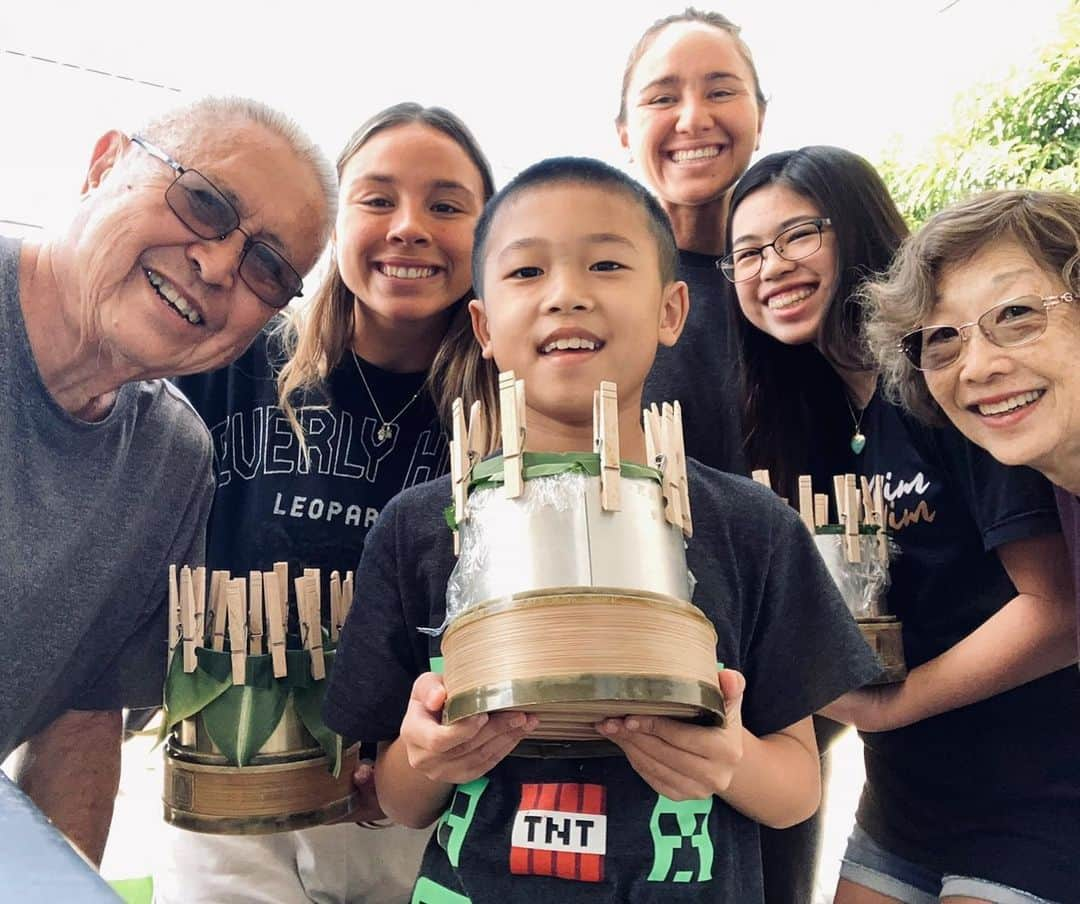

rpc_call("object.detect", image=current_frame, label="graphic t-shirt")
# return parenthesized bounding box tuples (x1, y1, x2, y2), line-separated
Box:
(645, 250, 745, 475)
(324, 462, 881, 903)
(853, 390, 1080, 901)
(174, 325, 448, 599)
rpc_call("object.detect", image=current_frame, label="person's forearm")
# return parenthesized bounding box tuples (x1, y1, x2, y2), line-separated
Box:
(719, 727, 820, 829)
(14, 710, 122, 866)
(375, 737, 455, 829)
(894, 590, 1077, 725)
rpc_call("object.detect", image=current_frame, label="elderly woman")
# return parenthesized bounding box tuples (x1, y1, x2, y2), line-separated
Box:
(865, 189, 1079, 656)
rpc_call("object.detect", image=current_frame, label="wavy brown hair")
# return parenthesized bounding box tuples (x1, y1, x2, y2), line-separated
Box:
(863, 189, 1080, 425)
(276, 103, 494, 439)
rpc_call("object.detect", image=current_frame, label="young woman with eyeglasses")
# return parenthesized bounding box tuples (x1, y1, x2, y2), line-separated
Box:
(158, 102, 495, 904)
(725, 148, 1080, 903)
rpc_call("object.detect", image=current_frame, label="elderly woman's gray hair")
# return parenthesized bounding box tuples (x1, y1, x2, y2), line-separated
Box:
(862, 189, 1080, 424)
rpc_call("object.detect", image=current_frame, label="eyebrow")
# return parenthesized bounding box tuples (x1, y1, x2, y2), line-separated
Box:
(497, 232, 638, 260)
(733, 216, 819, 246)
(353, 173, 475, 194)
(990, 266, 1039, 286)
(208, 177, 289, 252)
(638, 70, 745, 95)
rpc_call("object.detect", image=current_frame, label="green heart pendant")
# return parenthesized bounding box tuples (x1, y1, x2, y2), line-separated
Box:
(851, 432, 867, 454)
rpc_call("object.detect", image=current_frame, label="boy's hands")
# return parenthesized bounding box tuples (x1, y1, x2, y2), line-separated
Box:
(598, 669, 746, 801)
(400, 672, 538, 785)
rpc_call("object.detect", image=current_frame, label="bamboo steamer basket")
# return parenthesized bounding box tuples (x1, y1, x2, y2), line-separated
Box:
(163, 699, 360, 834)
(813, 531, 907, 685)
(442, 462, 724, 748)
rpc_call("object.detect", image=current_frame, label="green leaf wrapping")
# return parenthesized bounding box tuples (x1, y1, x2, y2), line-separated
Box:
(200, 682, 289, 767)
(292, 658, 343, 778)
(469, 451, 661, 491)
(158, 647, 233, 743)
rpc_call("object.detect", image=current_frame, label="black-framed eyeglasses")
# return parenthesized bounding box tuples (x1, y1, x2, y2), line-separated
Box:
(900, 293, 1076, 371)
(130, 134, 303, 309)
(719, 218, 832, 283)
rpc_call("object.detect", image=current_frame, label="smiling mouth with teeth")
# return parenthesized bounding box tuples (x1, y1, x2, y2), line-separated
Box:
(972, 389, 1045, 417)
(145, 269, 203, 325)
(766, 286, 816, 311)
(669, 146, 722, 163)
(539, 337, 603, 354)
(376, 263, 440, 280)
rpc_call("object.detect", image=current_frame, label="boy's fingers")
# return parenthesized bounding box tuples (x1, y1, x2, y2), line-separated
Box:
(411, 672, 448, 713)
(717, 669, 745, 726)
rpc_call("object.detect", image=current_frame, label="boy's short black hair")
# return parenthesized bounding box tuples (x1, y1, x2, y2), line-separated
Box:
(472, 156, 679, 296)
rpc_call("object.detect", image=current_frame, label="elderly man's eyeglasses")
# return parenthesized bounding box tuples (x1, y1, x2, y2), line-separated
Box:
(719, 218, 832, 283)
(130, 135, 303, 309)
(900, 293, 1076, 371)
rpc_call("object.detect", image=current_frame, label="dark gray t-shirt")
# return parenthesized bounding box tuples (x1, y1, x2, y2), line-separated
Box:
(325, 461, 881, 903)
(0, 236, 214, 757)
(644, 250, 745, 475)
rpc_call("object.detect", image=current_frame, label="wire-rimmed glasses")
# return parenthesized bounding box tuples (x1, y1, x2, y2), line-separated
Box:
(130, 134, 303, 309)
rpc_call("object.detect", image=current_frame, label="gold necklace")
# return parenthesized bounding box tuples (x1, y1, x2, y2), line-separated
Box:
(351, 351, 423, 443)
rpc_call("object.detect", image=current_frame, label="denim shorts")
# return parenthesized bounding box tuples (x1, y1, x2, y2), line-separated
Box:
(839, 824, 1060, 903)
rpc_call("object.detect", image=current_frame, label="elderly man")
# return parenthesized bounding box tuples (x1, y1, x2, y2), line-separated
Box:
(0, 96, 334, 864)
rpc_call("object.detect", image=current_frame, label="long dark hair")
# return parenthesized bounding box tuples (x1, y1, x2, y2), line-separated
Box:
(726, 146, 908, 499)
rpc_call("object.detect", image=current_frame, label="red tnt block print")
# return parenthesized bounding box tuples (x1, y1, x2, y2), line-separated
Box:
(510, 782, 607, 882)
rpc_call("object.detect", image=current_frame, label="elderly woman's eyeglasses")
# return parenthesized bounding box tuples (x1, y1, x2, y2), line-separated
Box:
(719, 218, 832, 283)
(130, 135, 303, 309)
(900, 293, 1076, 371)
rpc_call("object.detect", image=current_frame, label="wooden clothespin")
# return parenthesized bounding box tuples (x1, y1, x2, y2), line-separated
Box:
(844, 474, 862, 563)
(296, 575, 326, 680)
(193, 567, 207, 647)
(342, 571, 355, 626)
(179, 566, 198, 673)
(797, 476, 815, 533)
(451, 398, 469, 554)
(752, 469, 772, 490)
(210, 570, 229, 652)
(467, 400, 487, 465)
(833, 475, 847, 524)
(168, 564, 180, 658)
(868, 474, 889, 564)
(226, 578, 247, 685)
(498, 371, 525, 499)
(273, 561, 290, 633)
(248, 571, 264, 655)
(594, 381, 621, 512)
(329, 570, 342, 643)
(660, 403, 685, 530)
(672, 402, 692, 537)
(643, 404, 661, 469)
(814, 493, 829, 528)
(262, 571, 288, 678)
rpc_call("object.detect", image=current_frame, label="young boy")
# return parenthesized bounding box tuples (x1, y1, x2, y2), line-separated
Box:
(324, 158, 880, 902)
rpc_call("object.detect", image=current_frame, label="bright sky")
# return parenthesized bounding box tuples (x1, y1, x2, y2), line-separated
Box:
(2, 0, 1070, 236)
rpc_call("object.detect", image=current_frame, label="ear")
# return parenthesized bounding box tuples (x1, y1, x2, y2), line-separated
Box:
(754, 104, 767, 152)
(81, 130, 128, 196)
(657, 280, 690, 348)
(468, 298, 496, 360)
(617, 121, 631, 160)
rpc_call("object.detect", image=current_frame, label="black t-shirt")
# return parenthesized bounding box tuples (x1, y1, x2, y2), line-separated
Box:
(644, 250, 745, 475)
(853, 390, 1080, 901)
(324, 462, 881, 903)
(173, 326, 448, 598)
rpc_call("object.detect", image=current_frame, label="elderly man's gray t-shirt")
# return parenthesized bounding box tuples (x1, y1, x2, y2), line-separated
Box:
(0, 236, 214, 758)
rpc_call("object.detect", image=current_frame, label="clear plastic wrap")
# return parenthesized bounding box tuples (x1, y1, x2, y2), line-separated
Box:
(423, 470, 694, 635)
(812, 532, 894, 619)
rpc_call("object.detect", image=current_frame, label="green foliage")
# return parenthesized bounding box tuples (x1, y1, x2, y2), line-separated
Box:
(879, 2, 1079, 227)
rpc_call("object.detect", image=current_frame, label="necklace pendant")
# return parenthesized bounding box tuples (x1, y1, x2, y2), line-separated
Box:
(377, 423, 392, 442)
(851, 432, 867, 455)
